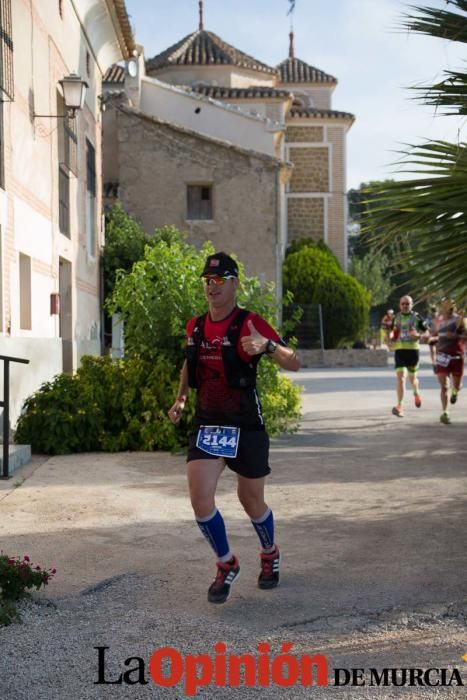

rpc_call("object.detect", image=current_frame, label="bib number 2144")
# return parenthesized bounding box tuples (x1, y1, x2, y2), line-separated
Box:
(196, 426, 240, 458)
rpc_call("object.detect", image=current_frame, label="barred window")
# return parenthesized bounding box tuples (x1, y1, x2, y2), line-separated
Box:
(19, 253, 32, 330)
(57, 92, 77, 175)
(86, 140, 96, 256)
(187, 185, 213, 220)
(0, 0, 14, 101)
(58, 165, 70, 237)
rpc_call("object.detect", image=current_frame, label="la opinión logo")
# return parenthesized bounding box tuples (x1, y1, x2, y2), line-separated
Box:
(94, 644, 465, 695)
(95, 642, 328, 695)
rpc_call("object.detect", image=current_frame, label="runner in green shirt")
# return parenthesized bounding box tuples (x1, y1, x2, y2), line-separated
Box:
(390, 296, 428, 418)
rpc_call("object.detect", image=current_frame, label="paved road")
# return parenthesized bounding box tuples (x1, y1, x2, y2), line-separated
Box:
(1, 348, 466, 698)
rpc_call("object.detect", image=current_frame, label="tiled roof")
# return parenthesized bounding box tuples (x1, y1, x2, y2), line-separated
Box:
(103, 64, 125, 83)
(110, 0, 136, 57)
(184, 85, 292, 99)
(146, 30, 276, 75)
(289, 107, 354, 120)
(278, 57, 336, 84)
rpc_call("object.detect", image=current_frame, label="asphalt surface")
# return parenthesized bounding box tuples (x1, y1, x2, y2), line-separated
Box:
(0, 347, 466, 699)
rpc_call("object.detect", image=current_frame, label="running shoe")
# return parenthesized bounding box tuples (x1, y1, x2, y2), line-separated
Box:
(440, 412, 451, 425)
(207, 556, 240, 604)
(450, 392, 458, 405)
(414, 394, 422, 408)
(258, 546, 281, 590)
(392, 406, 404, 417)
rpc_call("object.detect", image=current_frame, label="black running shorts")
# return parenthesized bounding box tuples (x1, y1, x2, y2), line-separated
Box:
(187, 428, 271, 479)
(394, 348, 420, 372)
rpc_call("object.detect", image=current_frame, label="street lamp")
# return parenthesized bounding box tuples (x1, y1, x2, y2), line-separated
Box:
(59, 74, 88, 117)
(34, 73, 88, 119)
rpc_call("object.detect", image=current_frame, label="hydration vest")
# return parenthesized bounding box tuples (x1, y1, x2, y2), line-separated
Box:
(187, 308, 260, 390)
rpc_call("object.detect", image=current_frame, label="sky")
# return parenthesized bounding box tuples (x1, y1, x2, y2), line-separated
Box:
(123, 0, 466, 191)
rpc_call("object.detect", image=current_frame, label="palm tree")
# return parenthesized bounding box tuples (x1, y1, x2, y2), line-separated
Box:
(363, 1, 467, 302)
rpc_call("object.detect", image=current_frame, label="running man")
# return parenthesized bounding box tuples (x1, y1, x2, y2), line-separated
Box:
(168, 252, 300, 604)
(390, 295, 428, 417)
(380, 309, 395, 348)
(430, 299, 466, 424)
(425, 305, 439, 372)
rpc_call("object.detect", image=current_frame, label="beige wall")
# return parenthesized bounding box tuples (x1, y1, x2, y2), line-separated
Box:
(148, 64, 275, 89)
(283, 119, 350, 268)
(286, 126, 323, 143)
(288, 147, 329, 193)
(287, 198, 325, 242)
(114, 109, 281, 286)
(326, 126, 348, 266)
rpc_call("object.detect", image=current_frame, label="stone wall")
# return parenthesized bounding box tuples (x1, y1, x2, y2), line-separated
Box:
(288, 147, 329, 192)
(299, 348, 388, 368)
(287, 197, 324, 241)
(115, 108, 281, 286)
(286, 126, 324, 143)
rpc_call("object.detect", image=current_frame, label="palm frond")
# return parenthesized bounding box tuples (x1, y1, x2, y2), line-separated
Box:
(361, 141, 467, 300)
(410, 70, 467, 114)
(401, 1, 467, 44)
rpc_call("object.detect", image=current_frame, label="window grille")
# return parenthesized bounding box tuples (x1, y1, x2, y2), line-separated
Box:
(86, 140, 96, 255)
(64, 116, 78, 175)
(187, 185, 213, 220)
(59, 165, 70, 236)
(0, 0, 14, 100)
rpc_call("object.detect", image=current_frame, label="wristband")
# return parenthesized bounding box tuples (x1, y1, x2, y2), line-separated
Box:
(176, 395, 187, 403)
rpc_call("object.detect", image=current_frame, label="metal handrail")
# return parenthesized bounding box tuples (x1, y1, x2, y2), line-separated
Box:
(0, 354, 30, 479)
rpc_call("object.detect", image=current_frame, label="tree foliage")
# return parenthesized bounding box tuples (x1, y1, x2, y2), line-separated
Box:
(107, 234, 302, 436)
(348, 253, 393, 307)
(362, 0, 467, 302)
(283, 242, 371, 347)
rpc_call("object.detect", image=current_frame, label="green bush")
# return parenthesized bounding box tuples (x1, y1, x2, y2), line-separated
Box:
(14, 374, 102, 455)
(15, 356, 195, 454)
(103, 203, 148, 300)
(314, 273, 371, 348)
(283, 245, 340, 305)
(16, 352, 300, 454)
(258, 361, 301, 434)
(283, 242, 371, 347)
(17, 230, 302, 455)
(107, 236, 209, 361)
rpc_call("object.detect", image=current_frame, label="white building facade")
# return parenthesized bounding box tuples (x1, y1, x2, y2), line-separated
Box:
(0, 0, 134, 428)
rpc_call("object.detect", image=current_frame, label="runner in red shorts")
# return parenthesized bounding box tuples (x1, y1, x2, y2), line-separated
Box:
(168, 252, 300, 603)
(430, 299, 466, 424)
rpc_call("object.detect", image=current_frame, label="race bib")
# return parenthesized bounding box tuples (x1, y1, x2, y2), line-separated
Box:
(436, 352, 451, 368)
(196, 426, 240, 458)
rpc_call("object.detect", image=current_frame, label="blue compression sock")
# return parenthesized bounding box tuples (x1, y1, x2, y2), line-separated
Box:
(251, 507, 275, 552)
(196, 509, 231, 561)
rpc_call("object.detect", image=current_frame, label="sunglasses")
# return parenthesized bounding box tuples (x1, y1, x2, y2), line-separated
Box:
(202, 275, 236, 286)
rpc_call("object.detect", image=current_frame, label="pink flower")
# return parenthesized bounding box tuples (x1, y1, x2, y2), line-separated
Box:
(23, 555, 30, 562)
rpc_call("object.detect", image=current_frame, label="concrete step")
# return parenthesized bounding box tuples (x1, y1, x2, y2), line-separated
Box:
(0, 444, 32, 477)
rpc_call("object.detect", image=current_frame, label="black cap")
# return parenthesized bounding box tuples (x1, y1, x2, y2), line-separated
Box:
(201, 252, 239, 278)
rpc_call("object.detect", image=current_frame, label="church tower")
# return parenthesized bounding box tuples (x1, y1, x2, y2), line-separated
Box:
(277, 30, 354, 267)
